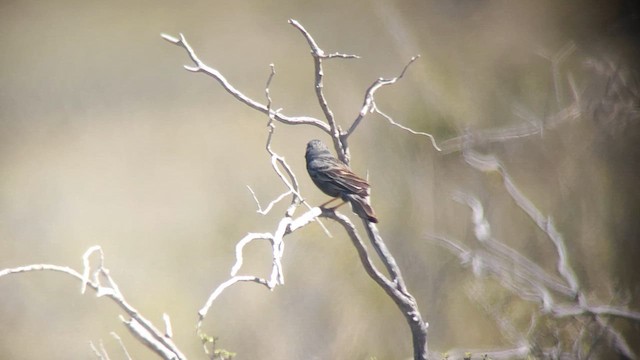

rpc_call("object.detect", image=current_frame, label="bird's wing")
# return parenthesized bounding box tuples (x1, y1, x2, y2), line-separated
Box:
(324, 164, 370, 196)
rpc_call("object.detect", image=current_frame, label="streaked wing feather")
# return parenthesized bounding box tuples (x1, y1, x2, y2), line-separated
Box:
(312, 161, 369, 197)
(331, 167, 370, 195)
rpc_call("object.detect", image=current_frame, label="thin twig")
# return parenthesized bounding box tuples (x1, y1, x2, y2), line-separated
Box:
(260, 63, 331, 235)
(90, 340, 107, 360)
(348, 56, 419, 135)
(373, 105, 442, 152)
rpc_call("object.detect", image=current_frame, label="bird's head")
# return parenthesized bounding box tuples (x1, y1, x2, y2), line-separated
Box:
(305, 139, 333, 160)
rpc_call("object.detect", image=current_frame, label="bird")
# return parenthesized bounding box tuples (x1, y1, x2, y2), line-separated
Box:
(305, 139, 378, 223)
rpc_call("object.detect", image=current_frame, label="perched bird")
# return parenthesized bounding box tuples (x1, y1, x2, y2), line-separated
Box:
(305, 139, 379, 223)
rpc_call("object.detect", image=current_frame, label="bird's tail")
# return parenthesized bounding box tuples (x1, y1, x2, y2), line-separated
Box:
(345, 194, 379, 223)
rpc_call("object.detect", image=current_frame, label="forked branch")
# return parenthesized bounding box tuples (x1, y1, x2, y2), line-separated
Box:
(164, 19, 430, 360)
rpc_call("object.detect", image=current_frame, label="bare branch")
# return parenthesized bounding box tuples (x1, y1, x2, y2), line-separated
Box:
(352, 57, 443, 152)
(198, 275, 272, 321)
(1, 263, 85, 282)
(258, 136, 331, 237)
(259, 63, 331, 235)
(288, 19, 358, 161)
(287, 20, 360, 60)
(0, 248, 187, 360)
(196, 52, 342, 341)
(246, 185, 292, 215)
(287, 20, 429, 358)
(82, 245, 103, 294)
(321, 210, 396, 292)
(230, 233, 272, 276)
(373, 105, 442, 152)
(362, 220, 410, 296)
(163, 313, 174, 339)
(288, 206, 322, 232)
(166, 20, 429, 359)
(347, 55, 418, 136)
(161, 32, 331, 133)
(321, 209, 429, 359)
(198, 205, 324, 333)
(122, 317, 181, 360)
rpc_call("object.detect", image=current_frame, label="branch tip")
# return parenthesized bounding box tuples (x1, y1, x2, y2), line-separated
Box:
(160, 33, 179, 43)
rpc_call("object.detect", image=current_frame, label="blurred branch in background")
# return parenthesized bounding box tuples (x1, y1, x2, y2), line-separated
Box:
(89, 332, 132, 360)
(427, 158, 640, 358)
(439, 43, 582, 154)
(415, 31, 640, 357)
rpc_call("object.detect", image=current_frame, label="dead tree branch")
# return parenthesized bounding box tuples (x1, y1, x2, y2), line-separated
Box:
(289, 19, 358, 161)
(321, 209, 429, 358)
(160, 33, 330, 134)
(164, 19, 430, 360)
(0, 247, 187, 360)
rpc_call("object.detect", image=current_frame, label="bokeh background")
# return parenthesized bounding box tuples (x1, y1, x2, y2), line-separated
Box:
(1, 0, 639, 359)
